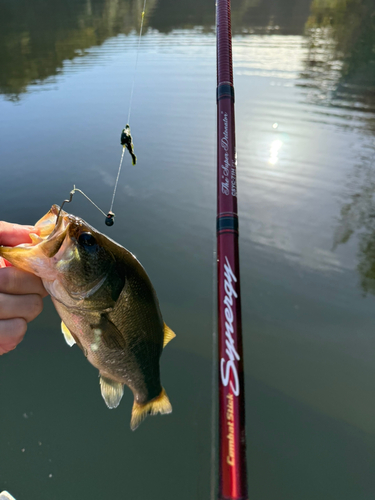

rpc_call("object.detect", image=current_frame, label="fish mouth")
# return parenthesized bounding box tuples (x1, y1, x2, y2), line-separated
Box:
(29, 204, 70, 258)
(28, 204, 90, 251)
(0, 205, 73, 272)
(0, 205, 104, 287)
(35, 205, 96, 258)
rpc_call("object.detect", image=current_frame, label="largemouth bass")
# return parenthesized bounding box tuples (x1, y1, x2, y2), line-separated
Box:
(0, 205, 175, 430)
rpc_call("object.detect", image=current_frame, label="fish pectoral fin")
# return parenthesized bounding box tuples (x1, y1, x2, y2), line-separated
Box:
(130, 388, 172, 431)
(100, 375, 124, 409)
(97, 315, 127, 351)
(61, 321, 76, 347)
(163, 323, 176, 348)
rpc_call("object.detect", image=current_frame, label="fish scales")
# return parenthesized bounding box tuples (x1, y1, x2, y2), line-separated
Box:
(56, 248, 164, 402)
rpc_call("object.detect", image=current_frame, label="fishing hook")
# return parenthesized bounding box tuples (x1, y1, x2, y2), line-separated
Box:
(56, 187, 76, 223)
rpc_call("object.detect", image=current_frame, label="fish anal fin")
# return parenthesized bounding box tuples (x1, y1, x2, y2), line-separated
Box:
(0, 492, 17, 500)
(163, 323, 176, 348)
(130, 388, 172, 431)
(100, 375, 124, 409)
(61, 321, 76, 347)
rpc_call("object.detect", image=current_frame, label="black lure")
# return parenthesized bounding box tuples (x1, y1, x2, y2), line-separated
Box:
(120, 124, 137, 166)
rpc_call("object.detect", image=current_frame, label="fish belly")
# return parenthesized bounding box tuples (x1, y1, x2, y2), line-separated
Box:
(50, 298, 162, 404)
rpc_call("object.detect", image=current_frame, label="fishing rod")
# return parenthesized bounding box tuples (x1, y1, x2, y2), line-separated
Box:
(216, 0, 248, 498)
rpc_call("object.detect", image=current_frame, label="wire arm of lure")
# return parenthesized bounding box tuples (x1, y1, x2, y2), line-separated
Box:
(57, 186, 114, 226)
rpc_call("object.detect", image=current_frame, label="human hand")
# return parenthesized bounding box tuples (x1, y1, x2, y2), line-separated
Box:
(0, 222, 47, 355)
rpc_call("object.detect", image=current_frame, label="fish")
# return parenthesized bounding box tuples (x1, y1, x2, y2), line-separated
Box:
(0, 205, 175, 430)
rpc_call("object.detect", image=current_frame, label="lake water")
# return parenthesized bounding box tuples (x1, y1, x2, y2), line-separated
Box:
(1, 0, 375, 499)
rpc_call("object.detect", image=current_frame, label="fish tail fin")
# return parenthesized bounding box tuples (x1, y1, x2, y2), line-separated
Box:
(130, 388, 172, 431)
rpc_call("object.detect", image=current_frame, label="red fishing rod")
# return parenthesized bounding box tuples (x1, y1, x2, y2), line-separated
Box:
(216, 0, 248, 499)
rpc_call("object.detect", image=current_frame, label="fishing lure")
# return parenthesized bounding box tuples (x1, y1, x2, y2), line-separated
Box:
(121, 124, 137, 166)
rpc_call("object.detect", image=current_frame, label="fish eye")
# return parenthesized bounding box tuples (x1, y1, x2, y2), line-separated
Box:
(78, 233, 97, 247)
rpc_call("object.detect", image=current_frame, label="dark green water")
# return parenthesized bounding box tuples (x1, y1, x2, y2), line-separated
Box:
(1, 0, 375, 499)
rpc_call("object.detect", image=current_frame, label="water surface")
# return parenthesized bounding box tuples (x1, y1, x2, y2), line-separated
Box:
(1, 0, 375, 499)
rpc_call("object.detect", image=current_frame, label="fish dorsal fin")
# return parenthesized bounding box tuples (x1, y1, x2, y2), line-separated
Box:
(100, 375, 124, 409)
(61, 321, 76, 347)
(163, 323, 176, 348)
(130, 387, 172, 431)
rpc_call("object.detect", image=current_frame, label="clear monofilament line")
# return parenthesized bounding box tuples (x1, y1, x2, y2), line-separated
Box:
(109, 147, 125, 213)
(63, 4, 148, 223)
(127, 0, 147, 125)
(109, 0, 147, 215)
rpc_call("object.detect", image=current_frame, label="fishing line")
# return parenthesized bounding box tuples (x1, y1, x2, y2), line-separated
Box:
(109, 147, 125, 215)
(107, 0, 147, 221)
(127, 0, 147, 126)
(58, 1, 148, 227)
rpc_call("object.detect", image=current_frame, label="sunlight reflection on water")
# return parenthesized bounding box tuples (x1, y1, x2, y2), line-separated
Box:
(1, 2, 375, 499)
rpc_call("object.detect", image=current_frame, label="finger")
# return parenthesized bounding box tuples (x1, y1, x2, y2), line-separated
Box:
(0, 257, 8, 268)
(0, 267, 48, 297)
(0, 318, 27, 355)
(0, 293, 44, 323)
(0, 222, 39, 247)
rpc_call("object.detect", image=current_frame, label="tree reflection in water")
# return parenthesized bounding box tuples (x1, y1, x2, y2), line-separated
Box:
(0, 0, 157, 100)
(0, 0, 312, 100)
(334, 166, 375, 295)
(301, 0, 375, 113)
(305, 0, 375, 293)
